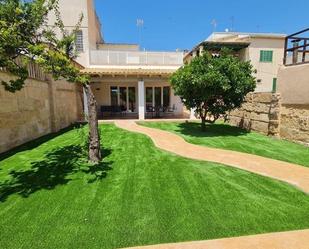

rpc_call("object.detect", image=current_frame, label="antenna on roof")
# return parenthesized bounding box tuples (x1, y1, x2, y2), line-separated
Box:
(211, 19, 217, 32)
(230, 16, 235, 32)
(136, 18, 144, 49)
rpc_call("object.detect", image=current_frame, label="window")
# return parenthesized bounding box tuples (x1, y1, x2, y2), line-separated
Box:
(260, 50, 273, 62)
(110, 87, 118, 106)
(128, 87, 136, 112)
(75, 30, 84, 52)
(155, 87, 162, 107)
(272, 78, 277, 93)
(145, 86, 171, 111)
(119, 87, 127, 110)
(110, 86, 136, 112)
(163, 87, 170, 107)
(146, 87, 153, 111)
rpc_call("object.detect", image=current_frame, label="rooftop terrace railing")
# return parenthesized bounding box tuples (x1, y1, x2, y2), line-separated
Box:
(284, 28, 309, 66)
(90, 50, 184, 67)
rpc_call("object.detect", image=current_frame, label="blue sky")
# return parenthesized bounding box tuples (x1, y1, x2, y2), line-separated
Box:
(95, 0, 309, 51)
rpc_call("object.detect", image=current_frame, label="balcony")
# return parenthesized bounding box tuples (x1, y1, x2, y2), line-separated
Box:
(89, 50, 184, 67)
(284, 28, 309, 66)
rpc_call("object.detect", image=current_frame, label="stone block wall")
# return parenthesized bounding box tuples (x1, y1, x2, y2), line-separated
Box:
(228, 92, 281, 136)
(280, 104, 309, 145)
(0, 72, 83, 154)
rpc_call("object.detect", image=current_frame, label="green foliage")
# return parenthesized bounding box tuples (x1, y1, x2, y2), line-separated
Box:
(170, 49, 256, 127)
(0, 0, 89, 92)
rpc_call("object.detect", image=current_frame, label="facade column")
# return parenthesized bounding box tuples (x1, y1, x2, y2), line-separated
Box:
(138, 80, 145, 120)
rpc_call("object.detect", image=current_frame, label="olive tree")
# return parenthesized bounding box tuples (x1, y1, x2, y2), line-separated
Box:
(0, 0, 101, 163)
(170, 49, 256, 130)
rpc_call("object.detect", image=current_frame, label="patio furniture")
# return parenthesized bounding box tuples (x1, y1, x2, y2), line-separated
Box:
(154, 106, 163, 118)
(146, 105, 155, 118)
(101, 105, 127, 118)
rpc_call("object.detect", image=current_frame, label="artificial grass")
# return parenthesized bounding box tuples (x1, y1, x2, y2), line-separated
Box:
(0, 124, 308, 249)
(139, 121, 309, 167)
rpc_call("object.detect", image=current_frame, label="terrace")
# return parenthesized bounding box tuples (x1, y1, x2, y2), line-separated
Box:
(284, 28, 309, 66)
(89, 50, 184, 68)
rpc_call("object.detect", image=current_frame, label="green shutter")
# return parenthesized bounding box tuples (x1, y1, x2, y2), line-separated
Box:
(260, 50, 273, 62)
(260, 51, 264, 62)
(272, 78, 277, 92)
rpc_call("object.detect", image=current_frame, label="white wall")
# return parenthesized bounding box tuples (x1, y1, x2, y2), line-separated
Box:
(248, 38, 285, 92)
(277, 64, 309, 105)
(47, 0, 103, 67)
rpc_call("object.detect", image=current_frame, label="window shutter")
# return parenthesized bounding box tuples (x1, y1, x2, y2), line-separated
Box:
(260, 50, 273, 62)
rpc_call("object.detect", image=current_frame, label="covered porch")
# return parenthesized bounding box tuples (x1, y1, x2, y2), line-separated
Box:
(84, 68, 188, 120)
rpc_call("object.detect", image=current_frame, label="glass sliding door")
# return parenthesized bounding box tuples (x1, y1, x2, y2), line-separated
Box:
(155, 87, 162, 107)
(110, 86, 118, 106)
(110, 86, 137, 113)
(163, 86, 170, 108)
(119, 87, 127, 111)
(146, 87, 153, 111)
(128, 87, 136, 112)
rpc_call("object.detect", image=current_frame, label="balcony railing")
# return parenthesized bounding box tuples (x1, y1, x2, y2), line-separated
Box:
(284, 28, 309, 66)
(90, 50, 184, 66)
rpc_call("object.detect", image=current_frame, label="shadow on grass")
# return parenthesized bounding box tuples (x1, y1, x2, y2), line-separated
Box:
(0, 145, 113, 202)
(177, 122, 249, 138)
(0, 124, 86, 161)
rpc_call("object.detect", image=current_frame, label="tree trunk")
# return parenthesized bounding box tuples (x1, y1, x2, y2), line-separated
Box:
(201, 116, 206, 131)
(83, 83, 101, 164)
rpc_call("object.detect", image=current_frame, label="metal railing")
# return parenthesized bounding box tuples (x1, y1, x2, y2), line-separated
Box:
(284, 28, 309, 66)
(90, 50, 184, 66)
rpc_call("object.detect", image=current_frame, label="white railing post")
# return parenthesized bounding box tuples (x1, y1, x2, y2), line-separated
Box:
(163, 52, 165, 65)
(107, 50, 110, 65)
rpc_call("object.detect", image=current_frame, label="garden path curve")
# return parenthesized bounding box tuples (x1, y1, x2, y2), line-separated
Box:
(115, 120, 309, 193)
(120, 229, 309, 249)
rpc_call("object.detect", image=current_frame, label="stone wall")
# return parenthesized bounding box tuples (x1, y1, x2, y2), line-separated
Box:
(228, 92, 281, 136)
(280, 104, 309, 145)
(0, 72, 83, 154)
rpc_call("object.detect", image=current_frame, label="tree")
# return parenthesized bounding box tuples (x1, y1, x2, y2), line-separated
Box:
(170, 49, 256, 130)
(0, 0, 101, 163)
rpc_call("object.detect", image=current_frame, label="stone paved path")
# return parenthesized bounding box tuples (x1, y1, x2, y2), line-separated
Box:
(120, 229, 309, 249)
(115, 120, 309, 193)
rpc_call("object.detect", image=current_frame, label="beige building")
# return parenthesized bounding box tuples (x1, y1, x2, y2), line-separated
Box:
(48, 0, 185, 120)
(185, 32, 286, 93)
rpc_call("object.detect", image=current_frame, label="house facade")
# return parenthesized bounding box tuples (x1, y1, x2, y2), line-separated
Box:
(48, 0, 186, 120)
(185, 32, 286, 93)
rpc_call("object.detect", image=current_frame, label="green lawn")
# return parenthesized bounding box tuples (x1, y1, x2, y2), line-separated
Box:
(0, 124, 308, 249)
(139, 121, 309, 167)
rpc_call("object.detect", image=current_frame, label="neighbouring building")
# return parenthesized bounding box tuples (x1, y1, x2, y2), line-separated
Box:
(219, 29, 309, 145)
(185, 32, 286, 93)
(48, 0, 186, 120)
(276, 28, 309, 144)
